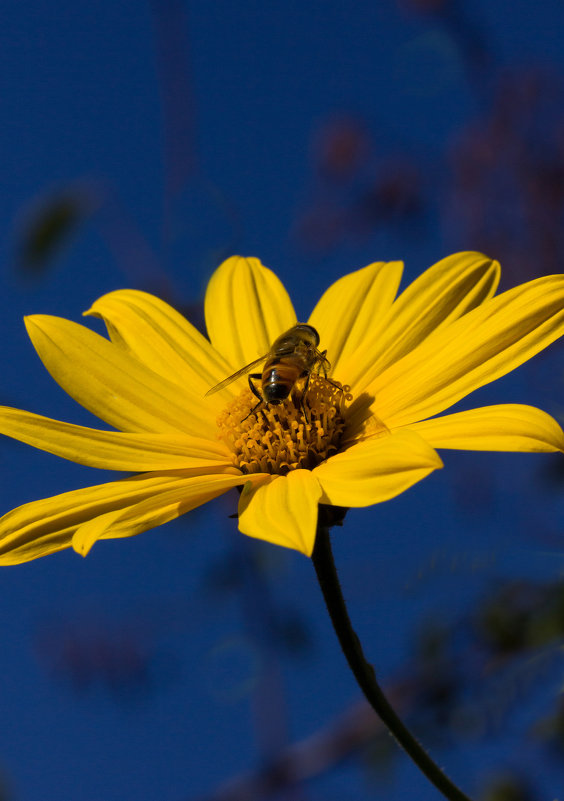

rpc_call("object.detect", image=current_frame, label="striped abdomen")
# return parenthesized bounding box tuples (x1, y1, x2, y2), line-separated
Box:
(261, 358, 304, 404)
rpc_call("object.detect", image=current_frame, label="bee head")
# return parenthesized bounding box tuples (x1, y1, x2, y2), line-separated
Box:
(294, 324, 320, 347)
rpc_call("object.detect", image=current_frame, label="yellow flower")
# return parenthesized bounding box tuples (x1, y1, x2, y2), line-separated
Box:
(1, 253, 563, 565)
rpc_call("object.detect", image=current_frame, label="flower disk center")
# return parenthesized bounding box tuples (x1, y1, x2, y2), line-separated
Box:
(217, 376, 352, 475)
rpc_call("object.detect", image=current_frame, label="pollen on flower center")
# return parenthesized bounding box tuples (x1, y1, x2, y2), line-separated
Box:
(216, 375, 352, 475)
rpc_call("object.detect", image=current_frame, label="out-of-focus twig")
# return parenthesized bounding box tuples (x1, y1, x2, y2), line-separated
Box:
(190, 692, 408, 801)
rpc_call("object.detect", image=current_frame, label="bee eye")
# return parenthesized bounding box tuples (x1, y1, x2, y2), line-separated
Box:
(299, 324, 320, 346)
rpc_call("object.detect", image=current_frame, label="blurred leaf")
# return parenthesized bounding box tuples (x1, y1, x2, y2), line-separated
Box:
(16, 187, 98, 276)
(482, 774, 535, 801)
(476, 580, 564, 656)
(531, 697, 564, 754)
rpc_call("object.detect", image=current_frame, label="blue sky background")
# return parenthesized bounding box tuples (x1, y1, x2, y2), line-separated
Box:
(1, 2, 564, 800)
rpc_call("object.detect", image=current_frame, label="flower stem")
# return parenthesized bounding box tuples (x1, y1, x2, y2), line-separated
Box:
(311, 525, 473, 801)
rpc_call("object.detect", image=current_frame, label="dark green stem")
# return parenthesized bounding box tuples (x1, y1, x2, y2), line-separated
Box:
(312, 525, 473, 801)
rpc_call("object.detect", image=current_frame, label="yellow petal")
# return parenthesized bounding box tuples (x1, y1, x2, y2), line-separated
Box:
(371, 274, 564, 427)
(85, 289, 233, 402)
(0, 472, 199, 565)
(204, 256, 297, 371)
(410, 404, 564, 452)
(0, 406, 231, 470)
(24, 315, 216, 437)
(0, 469, 249, 564)
(307, 260, 403, 386)
(237, 470, 322, 556)
(344, 252, 500, 393)
(314, 429, 443, 507)
(72, 472, 264, 556)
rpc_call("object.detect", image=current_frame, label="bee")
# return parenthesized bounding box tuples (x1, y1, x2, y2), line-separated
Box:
(205, 323, 332, 421)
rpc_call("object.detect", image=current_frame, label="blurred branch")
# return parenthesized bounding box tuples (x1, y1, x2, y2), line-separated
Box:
(150, 0, 199, 201)
(190, 694, 405, 801)
(191, 570, 564, 801)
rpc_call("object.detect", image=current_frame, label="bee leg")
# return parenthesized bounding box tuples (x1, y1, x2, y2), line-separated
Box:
(317, 351, 342, 393)
(241, 374, 264, 422)
(248, 374, 263, 402)
(327, 377, 344, 392)
(299, 371, 311, 424)
(318, 351, 332, 381)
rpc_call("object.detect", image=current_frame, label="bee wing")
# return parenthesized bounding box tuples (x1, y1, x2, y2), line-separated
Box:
(205, 355, 267, 397)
